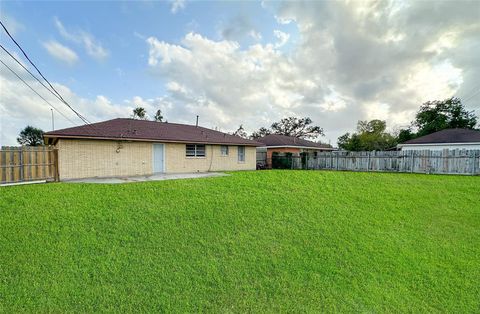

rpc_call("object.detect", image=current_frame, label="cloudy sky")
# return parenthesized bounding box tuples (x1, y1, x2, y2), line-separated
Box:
(1, 0, 479, 146)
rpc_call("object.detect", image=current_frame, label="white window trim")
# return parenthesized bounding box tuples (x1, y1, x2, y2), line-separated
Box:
(186, 144, 207, 158)
(220, 145, 229, 157)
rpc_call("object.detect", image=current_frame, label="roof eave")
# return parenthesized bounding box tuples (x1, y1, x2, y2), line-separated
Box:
(398, 142, 480, 147)
(263, 145, 335, 150)
(43, 134, 262, 146)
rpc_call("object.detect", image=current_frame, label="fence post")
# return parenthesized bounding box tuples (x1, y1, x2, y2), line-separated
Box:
(410, 151, 415, 173)
(336, 152, 339, 171)
(472, 150, 477, 176)
(53, 148, 59, 181)
(19, 147, 24, 182)
(367, 151, 370, 172)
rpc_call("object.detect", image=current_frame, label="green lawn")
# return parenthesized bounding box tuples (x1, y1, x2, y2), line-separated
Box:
(1, 171, 479, 312)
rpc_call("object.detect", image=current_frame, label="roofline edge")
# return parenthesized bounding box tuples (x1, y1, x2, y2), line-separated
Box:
(43, 134, 262, 146)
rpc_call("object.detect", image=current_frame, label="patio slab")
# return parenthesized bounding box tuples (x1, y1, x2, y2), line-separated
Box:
(64, 172, 228, 184)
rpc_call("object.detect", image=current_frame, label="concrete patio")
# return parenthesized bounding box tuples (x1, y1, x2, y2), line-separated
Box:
(64, 172, 228, 184)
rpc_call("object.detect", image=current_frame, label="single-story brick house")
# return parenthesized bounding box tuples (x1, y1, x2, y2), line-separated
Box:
(256, 134, 335, 164)
(397, 128, 480, 151)
(43, 118, 261, 180)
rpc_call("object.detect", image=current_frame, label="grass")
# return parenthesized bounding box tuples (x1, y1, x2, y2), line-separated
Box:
(0, 170, 479, 312)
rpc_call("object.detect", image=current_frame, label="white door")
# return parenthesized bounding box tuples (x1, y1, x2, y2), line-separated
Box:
(153, 144, 164, 173)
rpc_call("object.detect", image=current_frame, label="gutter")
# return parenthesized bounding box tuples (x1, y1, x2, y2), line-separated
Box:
(263, 145, 335, 150)
(398, 142, 480, 148)
(43, 134, 263, 146)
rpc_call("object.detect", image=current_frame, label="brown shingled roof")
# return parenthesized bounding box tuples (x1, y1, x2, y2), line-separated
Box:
(44, 118, 262, 146)
(256, 134, 334, 149)
(402, 128, 480, 145)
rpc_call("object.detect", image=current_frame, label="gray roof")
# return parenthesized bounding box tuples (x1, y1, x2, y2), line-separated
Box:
(44, 118, 262, 146)
(256, 134, 334, 149)
(403, 128, 480, 145)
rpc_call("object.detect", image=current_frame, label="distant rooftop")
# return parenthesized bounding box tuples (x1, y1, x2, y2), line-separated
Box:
(44, 118, 262, 146)
(256, 134, 334, 149)
(402, 128, 480, 145)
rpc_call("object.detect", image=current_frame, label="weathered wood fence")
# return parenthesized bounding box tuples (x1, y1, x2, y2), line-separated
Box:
(0, 146, 58, 185)
(309, 150, 480, 175)
(268, 150, 480, 175)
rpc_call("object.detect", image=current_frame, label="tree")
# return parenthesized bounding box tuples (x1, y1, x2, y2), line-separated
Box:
(337, 120, 397, 151)
(17, 126, 44, 146)
(154, 109, 164, 122)
(231, 124, 248, 139)
(270, 117, 324, 139)
(413, 97, 477, 137)
(397, 128, 415, 143)
(250, 127, 271, 139)
(132, 107, 147, 120)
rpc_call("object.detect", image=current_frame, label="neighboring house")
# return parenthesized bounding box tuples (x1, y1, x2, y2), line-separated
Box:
(256, 134, 335, 161)
(43, 118, 261, 180)
(398, 128, 480, 151)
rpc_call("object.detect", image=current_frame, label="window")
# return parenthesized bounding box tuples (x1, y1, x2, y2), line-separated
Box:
(186, 144, 206, 157)
(220, 145, 229, 156)
(238, 146, 245, 162)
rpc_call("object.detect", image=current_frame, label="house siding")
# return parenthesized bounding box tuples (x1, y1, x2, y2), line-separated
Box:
(56, 139, 153, 180)
(266, 147, 301, 159)
(56, 139, 256, 180)
(165, 143, 256, 173)
(265, 147, 329, 159)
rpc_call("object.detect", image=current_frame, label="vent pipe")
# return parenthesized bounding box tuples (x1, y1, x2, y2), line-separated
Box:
(196, 115, 199, 127)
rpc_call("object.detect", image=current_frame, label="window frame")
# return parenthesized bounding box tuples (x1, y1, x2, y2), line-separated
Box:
(186, 144, 206, 158)
(220, 145, 229, 156)
(237, 145, 245, 162)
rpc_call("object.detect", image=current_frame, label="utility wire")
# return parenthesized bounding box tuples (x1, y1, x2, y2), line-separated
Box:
(0, 43, 85, 122)
(456, 84, 480, 101)
(0, 58, 78, 126)
(0, 19, 91, 125)
(463, 89, 480, 102)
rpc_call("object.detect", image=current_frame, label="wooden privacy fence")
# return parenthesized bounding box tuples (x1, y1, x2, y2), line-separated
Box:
(310, 150, 480, 175)
(0, 146, 58, 185)
(269, 150, 480, 175)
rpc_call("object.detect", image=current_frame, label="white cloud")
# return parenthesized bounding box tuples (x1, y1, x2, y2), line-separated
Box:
(3, 2, 478, 147)
(144, 0, 480, 144)
(42, 40, 79, 65)
(274, 15, 293, 25)
(170, 0, 186, 14)
(273, 30, 290, 48)
(54, 17, 109, 60)
(0, 55, 129, 146)
(0, 13, 25, 35)
(249, 30, 262, 41)
(146, 32, 337, 137)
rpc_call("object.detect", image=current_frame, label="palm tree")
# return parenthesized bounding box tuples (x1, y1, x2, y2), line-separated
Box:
(154, 109, 163, 122)
(132, 107, 147, 120)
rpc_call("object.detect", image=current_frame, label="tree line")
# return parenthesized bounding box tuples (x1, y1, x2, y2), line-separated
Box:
(232, 117, 325, 141)
(15, 97, 478, 148)
(337, 97, 478, 151)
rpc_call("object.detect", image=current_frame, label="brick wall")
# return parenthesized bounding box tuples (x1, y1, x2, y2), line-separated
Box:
(266, 147, 301, 159)
(57, 139, 152, 180)
(56, 139, 256, 180)
(165, 143, 256, 173)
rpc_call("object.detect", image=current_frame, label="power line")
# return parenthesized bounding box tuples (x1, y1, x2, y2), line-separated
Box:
(456, 84, 480, 101)
(463, 89, 480, 102)
(0, 58, 78, 126)
(0, 43, 85, 122)
(0, 19, 92, 125)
